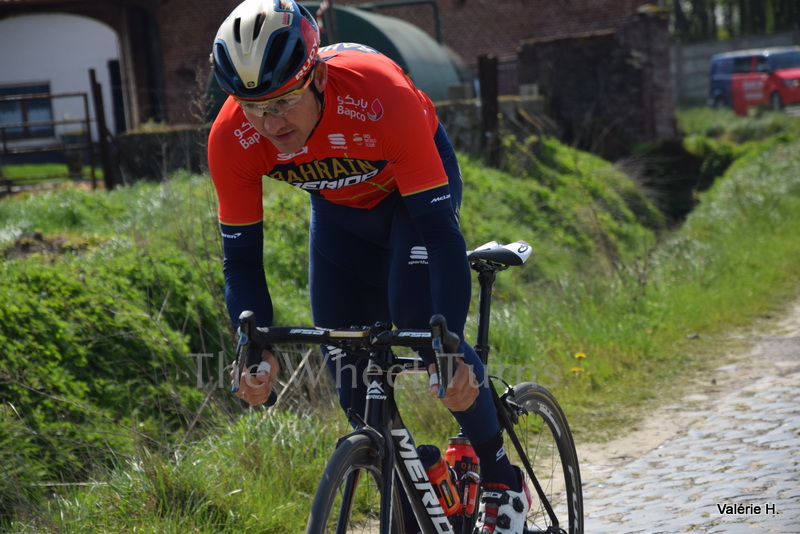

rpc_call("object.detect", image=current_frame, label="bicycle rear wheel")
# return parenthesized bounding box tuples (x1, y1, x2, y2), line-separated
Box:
(504, 382, 583, 534)
(306, 433, 406, 534)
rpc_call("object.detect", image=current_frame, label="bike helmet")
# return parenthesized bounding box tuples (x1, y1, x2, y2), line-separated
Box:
(212, 0, 320, 100)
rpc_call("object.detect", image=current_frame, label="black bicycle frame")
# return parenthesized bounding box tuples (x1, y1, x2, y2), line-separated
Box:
(470, 259, 562, 531)
(343, 350, 457, 534)
(235, 243, 563, 533)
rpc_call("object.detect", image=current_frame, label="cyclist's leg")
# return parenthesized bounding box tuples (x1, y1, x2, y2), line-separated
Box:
(387, 201, 517, 488)
(309, 195, 420, 532)
(309, 195, 392, 417)
(386, 147, 519, 490)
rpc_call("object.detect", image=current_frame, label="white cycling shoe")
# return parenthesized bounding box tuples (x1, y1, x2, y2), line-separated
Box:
(474, 467, 531, 534)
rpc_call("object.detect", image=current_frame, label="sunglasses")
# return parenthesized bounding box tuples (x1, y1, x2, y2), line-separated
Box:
(236, 70, 316, 118)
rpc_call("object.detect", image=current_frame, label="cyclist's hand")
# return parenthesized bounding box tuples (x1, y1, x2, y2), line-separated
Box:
(428, 358, 479, 412)
(231, 349, 279, 406)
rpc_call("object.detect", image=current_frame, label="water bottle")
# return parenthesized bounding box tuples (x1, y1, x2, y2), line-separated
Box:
(445, 434, 480, 515)
(417, 444, 461, 516)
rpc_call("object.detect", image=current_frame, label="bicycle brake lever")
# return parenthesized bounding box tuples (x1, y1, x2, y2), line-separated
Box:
(233, 311, 277, 406)
(429, 314, 460, 399)
(232, 312, 253, 394)
(430, 314, 477, 413)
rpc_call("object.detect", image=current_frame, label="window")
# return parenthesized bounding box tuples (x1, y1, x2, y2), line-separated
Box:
(0, 83, 55, 140)
(768, 51, 800, 71)
(733, 56, 753, 74)
(712, 58, 734, 76)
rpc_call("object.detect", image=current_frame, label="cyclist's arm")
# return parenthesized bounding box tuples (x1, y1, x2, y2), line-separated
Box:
(380, 86, 472, 338)
(208, 106, 274, 328)
(220, 222, 274, 328)
(403, 187, 471, 338)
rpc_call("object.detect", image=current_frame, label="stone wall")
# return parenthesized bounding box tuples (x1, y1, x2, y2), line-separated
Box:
(517, 6, 676, 160)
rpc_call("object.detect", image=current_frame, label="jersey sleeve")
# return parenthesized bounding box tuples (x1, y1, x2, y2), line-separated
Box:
(208, 98, 266, 226)
(208, 98, 274, 327)
(381, 75, 449, 202)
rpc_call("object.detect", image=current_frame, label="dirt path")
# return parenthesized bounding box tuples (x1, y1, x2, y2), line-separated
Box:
(577, 301, 800, 533)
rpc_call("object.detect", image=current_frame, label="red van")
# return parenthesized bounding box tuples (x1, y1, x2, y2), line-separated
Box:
(709, 46, 800, 115)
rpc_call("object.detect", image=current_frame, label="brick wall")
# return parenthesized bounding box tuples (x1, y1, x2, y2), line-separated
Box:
(517, 7, 676, 159)
(333, 0, 654, 65)
(157, 0, 240, 124)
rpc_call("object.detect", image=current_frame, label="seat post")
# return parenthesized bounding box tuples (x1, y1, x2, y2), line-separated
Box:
(473, 264, 500, 366)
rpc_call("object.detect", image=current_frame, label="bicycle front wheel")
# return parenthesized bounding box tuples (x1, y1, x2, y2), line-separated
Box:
(505, 382, 583, 534)
(306, 433, 406, 534)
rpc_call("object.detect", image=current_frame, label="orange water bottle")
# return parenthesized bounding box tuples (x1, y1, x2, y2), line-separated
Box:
(445, 434, 480, 515)
(417, 444, 461, 516)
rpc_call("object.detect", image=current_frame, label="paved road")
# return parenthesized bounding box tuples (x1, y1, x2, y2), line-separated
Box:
(579, 320, 800, 533)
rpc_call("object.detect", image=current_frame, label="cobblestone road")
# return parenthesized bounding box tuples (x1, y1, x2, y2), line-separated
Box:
(579, 315, 800, 533)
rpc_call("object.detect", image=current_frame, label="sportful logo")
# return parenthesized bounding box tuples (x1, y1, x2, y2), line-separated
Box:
(409, 246, 428, 265)
(328, 133, 347, 149)
(326, 345, 346, 362)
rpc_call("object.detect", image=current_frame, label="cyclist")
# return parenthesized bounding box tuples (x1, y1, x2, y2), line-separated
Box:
(208, 0, 530, 531)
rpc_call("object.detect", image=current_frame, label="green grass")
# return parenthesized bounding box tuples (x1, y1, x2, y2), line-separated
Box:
(1, 163, 102, 183)
(676, 104, 800, 142)
(3, 109, 800, 531)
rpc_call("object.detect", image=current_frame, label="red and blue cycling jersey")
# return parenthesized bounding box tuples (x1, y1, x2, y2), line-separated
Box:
(207, 45, 503, 451)
(208, 43, 468, 344)
(209, 43, 450, 225)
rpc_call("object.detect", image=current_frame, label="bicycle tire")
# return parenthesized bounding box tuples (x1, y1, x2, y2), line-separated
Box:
(505, 382, 583, 534)
(306, 433, 406, 534)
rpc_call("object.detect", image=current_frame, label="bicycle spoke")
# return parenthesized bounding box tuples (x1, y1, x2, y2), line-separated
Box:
(504, 383, 583, 534)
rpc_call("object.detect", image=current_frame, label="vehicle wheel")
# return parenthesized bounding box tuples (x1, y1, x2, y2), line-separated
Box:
(770, 92, 785, 111)
(504, 382, 583, 534)
(306, 434, 406, 533)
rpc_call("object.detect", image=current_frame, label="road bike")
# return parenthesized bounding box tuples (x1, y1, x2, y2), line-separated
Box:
(233, 240, 583, 533)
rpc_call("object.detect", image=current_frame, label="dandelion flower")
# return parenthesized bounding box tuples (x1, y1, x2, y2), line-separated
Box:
(574, 352, 587, 359)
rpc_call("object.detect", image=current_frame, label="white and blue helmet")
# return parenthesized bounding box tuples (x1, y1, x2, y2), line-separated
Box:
(212, 0, 320, 100)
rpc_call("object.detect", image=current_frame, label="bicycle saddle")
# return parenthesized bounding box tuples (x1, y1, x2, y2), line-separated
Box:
(467, 240, 532, 266)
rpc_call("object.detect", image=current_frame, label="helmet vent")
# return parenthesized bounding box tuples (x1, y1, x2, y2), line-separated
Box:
(265, 31, 289, 71)
(232, 18, 242, 43)
(253, 12, 266, 39)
